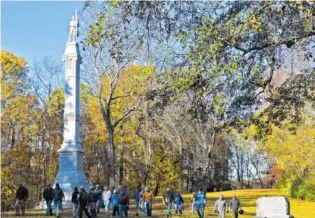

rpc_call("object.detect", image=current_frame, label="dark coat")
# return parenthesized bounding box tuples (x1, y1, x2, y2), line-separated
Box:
(78, 191, 90, 208)
(52, 188, 64, 201)
(43, 187, 53, 200)
(230, 198, 240, 211)
(16, 186, 29, 200)
(72, 191, 79, 205)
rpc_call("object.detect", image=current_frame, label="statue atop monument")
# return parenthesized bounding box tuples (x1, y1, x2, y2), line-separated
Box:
(68, 8, 79, 42)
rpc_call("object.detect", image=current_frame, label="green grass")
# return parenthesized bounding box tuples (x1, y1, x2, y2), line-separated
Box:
(2, 189, 315, 218)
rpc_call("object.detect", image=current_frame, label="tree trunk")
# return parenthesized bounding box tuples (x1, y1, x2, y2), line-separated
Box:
(119, 145, 124, 186)
(107, 129, 116, 188)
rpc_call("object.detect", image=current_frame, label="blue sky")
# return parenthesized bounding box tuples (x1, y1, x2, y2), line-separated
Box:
(1, 1, 84, 66)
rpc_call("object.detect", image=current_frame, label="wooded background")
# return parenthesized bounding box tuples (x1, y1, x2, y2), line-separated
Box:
(1, 1, 315, 211)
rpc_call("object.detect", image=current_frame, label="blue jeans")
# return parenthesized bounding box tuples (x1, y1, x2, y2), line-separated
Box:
(175, 203, 182, 213)
(118, 204, 127, 218)
(54, 200, 62, 217)
(103, 200, 110, 215)
(141, 202, 146, 215)
(46, 200, 53, 215)
(196, 203, 204, 218)
(166, 203, 172, 216)
(135, 200, 140, 212)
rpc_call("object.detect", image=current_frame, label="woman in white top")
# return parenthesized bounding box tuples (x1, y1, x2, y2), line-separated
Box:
(102, 186, 112, 216)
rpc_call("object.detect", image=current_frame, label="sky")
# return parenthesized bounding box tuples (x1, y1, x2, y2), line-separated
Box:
(1, 1, 85, 66)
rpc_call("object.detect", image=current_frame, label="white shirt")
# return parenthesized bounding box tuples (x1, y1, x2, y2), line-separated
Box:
(102, 190, 111, 201)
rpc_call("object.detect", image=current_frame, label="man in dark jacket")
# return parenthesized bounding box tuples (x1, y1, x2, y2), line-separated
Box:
(78, 187, 92, 218)
(72, 187, 79, 218)
(43, 183, 53, 216)
(89, 186, 99, 217)
(15, 184, 29, 216)
(53, 183, 64, 218)
(230, 195, 241, 218)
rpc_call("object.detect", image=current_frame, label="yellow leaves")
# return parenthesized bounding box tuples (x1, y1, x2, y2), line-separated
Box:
(262, 124, 315, 179)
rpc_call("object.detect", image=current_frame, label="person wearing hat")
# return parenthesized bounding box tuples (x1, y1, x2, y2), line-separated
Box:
(229, 194, 241, 218)
(78, 187, 91, 218)
(163, 188, 173, 218)
(72, 187, 79, 218)
(43, 183, 53, 216)
(15, 183, 29, 216)
(53, 183, 64, 218)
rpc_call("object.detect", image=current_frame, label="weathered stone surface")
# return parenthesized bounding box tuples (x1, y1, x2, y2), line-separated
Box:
(254, 197, 294, 218)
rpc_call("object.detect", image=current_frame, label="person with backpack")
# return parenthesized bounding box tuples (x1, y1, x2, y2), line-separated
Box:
(118, 186, 129, 217)
(89, 186, 98, 217)
(15, 183, 29, 216)
(143, 188, 154, 216)
(78, 187, 91, 218)
(102, 186, 112, 216)
(111, 189, 120, 217)
(173, 191, 184, 214)
(43, 183, 53, 216)
(195, 188, 206, 218)
(134, 187, 141, 216)
(163, 188, 173, 218)
(72, 187, 79, 218)
(52, 183, 64, 218)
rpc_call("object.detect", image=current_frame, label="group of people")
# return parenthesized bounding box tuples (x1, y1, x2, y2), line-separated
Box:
(15, 183, 242, 218)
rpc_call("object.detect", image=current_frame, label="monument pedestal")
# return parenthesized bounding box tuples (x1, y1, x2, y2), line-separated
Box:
(53, 151, 89, 208)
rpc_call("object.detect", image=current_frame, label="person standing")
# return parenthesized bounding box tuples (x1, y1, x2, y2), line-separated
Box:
(118, 187, 129, 218)
(144, 188, 154, 216)
(15, 184, 29, 216)
(230, 195, 240, 218)
(72, 187, 79, 218)
(215, 194, 226, 218)
(195, 188, 206, 218)
(111, 189, 120, 217)
(190, 192, 196, 214)
(95, 185, 102, 214)
(43, 183, 53, 216)
(78, 187, 91, 218)
(102, 186, 112, 216)
(52, 183, 64, 218)
(173, 191, 184, 214)
(134, 187, 141, 216)
(140, 188, 146, 215)
(163, 188, 173, 218)
(89, 186, 98, 217)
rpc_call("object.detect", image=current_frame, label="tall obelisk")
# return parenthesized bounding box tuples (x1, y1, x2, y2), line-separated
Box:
(54, 9, 89, 207)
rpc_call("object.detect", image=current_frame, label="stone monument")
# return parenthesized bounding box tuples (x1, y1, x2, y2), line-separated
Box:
(254, 197, 294, 218)
(53, 9, 89, 208)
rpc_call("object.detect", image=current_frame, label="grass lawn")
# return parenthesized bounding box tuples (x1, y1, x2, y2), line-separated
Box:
(2, 189, 315, 218)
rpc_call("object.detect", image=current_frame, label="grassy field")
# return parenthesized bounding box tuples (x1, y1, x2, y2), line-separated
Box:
(2, 189, 315, 218)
